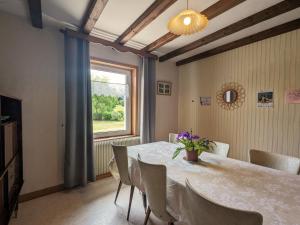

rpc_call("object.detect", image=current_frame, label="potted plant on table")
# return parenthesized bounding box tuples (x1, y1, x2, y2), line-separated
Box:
(172, 131, 214, 162)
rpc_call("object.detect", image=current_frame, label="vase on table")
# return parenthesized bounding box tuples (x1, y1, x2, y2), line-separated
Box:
(186, 148, 199, 162)
(172, 131, 214, 162)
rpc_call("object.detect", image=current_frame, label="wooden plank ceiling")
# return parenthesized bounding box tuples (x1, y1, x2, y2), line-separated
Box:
(159, 0, 300, 62)
(176, 18, 300, 66)
(87, 0, 300, 65)
(81, 0, 109, 33)
(115, 0, 178, 45)
(34, 0, 299, 65)
(142, 0, 246, 52)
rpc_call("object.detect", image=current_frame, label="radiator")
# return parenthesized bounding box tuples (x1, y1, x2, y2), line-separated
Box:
(93, 136, 140, 176)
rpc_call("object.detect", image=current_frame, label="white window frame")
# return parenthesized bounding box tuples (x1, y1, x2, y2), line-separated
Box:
(91, 64, 132, 138)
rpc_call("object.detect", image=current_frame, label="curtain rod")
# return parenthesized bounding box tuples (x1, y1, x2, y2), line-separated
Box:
(60, 29, 158, 60)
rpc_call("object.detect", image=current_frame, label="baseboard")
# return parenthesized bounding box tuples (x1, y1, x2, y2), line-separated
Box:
(19, 184, 65, 203)
(19, 173, 112, 203)
(96, 172, 112, 180)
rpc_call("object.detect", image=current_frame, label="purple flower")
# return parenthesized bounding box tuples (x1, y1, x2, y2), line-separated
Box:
(177, 131, 189, 140)
(192, 135, 200, 140)
(176, 131, 199, 141)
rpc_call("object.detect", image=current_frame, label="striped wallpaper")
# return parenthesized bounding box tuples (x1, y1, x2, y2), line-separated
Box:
(178, 29, 300, 161)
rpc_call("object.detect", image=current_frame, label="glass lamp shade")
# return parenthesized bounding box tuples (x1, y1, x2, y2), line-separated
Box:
(168, 9, 208, 35)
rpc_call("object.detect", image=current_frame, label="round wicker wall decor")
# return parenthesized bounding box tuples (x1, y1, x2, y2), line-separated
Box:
(216, 82, 246, 110)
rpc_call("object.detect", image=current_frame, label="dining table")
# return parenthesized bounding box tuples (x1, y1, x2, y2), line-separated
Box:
(109, 141, 300, 225)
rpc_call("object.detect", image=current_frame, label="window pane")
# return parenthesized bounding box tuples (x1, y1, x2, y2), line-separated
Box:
(91, 69, 128, 134)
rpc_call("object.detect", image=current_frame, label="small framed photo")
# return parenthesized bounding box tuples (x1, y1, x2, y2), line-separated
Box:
(200, 96, 211, 106)
(285, 89, 300, 104)
(157, 81, 172, 96)
(257, 90, 273, 107)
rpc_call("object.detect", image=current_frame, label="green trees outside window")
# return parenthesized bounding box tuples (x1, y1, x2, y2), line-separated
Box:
(92, 94, 125, 122)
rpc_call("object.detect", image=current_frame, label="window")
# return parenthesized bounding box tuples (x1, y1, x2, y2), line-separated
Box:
(90, 58, 137, 138)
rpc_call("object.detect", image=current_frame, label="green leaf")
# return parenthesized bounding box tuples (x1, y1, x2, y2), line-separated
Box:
(172, 148, 183, 159)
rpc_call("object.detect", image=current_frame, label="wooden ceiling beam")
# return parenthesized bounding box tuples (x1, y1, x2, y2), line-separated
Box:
(201, 0, 246, 19)
(27, 0, 43, 29)
(142, 0, 246, 52)
(62, 29, 157, 59)
(81, 0, 109, 34)
(160, 0, 300, 62)
(115, 0, 177, 45)
(142, 32, 179, 53)
(176, 18, 300, 66)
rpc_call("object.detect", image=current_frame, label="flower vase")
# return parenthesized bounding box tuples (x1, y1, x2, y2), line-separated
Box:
(186, 148, 199, 162)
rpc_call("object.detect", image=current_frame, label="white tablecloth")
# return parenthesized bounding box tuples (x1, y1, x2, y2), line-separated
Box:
(111, 141, 300, 225)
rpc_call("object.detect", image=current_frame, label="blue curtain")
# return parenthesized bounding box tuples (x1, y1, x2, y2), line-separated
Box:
(64, 33, 95, 188)
(140, 57, 156, 143)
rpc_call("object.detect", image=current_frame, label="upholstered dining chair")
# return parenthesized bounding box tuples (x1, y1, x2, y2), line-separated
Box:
(138, 158, 176, 225)
(249, 149, 300, 175)
(185, 180, 263, 225)
(210, 141, 230, 157)
(169, 133, 178, 144)
(112, 145, 147, 220)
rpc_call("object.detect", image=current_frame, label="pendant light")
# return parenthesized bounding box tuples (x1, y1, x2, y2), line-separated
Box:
(168, 0, 208, 35)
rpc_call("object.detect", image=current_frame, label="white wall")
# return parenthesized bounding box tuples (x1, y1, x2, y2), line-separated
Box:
(155, 61, 178, 141)
(0, 12, 65, 194)
(0, 13, 179, 194)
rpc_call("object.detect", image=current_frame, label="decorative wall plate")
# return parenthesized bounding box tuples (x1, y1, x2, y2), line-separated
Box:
(216, 82, 246, 110)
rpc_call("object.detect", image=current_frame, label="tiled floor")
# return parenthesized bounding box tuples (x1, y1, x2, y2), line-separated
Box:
(9, 177, 168, 225)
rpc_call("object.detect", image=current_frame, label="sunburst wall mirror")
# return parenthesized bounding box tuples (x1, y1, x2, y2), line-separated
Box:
(216, 82, 246, 110)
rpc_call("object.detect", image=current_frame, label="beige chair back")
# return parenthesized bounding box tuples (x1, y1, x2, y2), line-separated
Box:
(210, 141, 229, 157)
(112, 145, 131, 185)
(138, 159, 174, 222)
(169, 133, 178, 144)
(249, 149, 300, 175)
(185, 180, 263, 225)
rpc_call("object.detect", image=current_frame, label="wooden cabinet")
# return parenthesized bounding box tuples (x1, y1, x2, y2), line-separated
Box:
(0, 95, 23, 225)
(0, 179, 4, 219)
(4, 122, 17, 167)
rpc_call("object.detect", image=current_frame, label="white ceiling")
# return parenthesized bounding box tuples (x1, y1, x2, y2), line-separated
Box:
(0, 0, 89, 28)
(94, 0, 154, 38)
(157, 0, 283, 53)
(0, 0, 299, 62)
(42, 0, 90, 26)
(173, 7, 300, 62)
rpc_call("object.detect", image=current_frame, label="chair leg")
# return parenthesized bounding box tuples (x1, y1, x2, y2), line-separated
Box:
(14, 198, 19, 218)
(114, 181, 122, 204)
(142, 192, 147, 213)
(127, 185, 135, 221)
(143, 206, 151, 225)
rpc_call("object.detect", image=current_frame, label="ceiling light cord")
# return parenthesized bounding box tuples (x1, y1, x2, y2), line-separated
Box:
(186, 0, 189, 10)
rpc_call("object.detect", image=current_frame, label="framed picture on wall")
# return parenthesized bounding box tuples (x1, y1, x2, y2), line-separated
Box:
(157, 81, 172, 96)
(257, 90, 273, 107)
(285, 89, 300, 104)
(200, 96, 211, 106)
